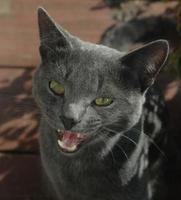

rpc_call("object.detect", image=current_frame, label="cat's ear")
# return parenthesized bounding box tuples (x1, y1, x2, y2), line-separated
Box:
(121, 40, 169, 92)
(37, 7, 72, 61)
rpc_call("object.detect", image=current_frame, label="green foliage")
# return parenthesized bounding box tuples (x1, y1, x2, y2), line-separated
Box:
(167, 48, 181, 77)
(165, 1, 181, 77)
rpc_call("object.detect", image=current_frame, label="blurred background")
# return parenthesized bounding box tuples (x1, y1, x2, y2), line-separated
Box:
(0, 0, 180, 199)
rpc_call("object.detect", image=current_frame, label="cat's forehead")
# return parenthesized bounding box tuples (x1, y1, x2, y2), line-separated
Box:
(78, 41, 123, 63)
(56, 44, 121, 99)
(67, 61, 98, 86)
(66, 42, 123, 72)
(66, 58, 99, 99)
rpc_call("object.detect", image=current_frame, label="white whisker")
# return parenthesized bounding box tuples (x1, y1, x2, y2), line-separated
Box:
(99, 134, 117, 163)
(132, 128, 166, 158)
(102, 126, 138, 147)
(102, 132, 129, 162)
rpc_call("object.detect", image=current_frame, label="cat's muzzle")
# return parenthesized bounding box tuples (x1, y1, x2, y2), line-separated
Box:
(57, 129, 87, 153)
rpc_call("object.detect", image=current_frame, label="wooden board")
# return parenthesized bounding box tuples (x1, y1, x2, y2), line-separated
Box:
(0, 0, 113, 67)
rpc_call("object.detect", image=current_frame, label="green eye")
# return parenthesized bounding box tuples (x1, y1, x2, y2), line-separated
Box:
(95, 97, 113, 106)
(49, 80, 65, 96)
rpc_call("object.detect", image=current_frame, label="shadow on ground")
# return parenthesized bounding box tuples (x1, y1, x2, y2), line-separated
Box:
(0, 68, 40, 152)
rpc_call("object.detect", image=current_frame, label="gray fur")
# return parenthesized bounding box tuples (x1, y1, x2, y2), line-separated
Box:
(33, 7, 169, 200)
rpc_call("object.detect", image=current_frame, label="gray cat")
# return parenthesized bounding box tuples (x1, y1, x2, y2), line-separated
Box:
(33, 7, 169, 200)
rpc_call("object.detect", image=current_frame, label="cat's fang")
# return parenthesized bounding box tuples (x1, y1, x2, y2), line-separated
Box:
(57, 139, 77, 152)
(57, 129, 61, 133)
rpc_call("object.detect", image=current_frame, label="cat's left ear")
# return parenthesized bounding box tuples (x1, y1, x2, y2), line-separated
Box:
(121, 40, 169, 92)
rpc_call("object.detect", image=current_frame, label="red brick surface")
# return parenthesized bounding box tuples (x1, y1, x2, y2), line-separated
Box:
(0, 0, 113, 67)
(0, 153, 42, 199)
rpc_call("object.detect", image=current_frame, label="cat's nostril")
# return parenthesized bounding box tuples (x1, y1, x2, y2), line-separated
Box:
(60, 116, 76, 130)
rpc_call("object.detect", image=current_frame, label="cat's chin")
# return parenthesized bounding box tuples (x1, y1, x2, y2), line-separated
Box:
(56, 130, 88, 154)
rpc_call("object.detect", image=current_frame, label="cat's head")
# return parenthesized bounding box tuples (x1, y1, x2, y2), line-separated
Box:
(33, 8, 169, 155)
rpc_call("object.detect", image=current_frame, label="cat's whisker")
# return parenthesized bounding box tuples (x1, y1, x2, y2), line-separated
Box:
(115, 143, 129, 162)
(103, 134, 129, 162)
(132, 128, 166, 158)
(103, 125, 166, 158)
(121, 135, 137, 146)
(102, 121, 166, 157)
(98, 133, 117, 164)
(102, 126, 138, 147)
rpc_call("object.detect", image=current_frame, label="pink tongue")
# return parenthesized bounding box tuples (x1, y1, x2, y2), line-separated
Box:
(62, 131, 78, 147)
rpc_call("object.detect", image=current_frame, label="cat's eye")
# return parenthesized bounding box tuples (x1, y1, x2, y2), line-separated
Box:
(94, 97, 113, 106)
(49, 80, 65, 96)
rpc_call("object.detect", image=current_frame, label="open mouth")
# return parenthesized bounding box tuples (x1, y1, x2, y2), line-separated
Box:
(57, 129, 87, 153)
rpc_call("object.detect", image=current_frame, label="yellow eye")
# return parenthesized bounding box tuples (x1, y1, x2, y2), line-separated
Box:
(49, 80, 65, 96)
(95, 97, 113, 106)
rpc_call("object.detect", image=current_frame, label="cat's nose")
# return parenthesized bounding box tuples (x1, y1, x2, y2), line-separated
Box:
(60, 116, 76, 130)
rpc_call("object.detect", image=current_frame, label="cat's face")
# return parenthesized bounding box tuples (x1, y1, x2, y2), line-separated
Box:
(33, 8, 169, 154)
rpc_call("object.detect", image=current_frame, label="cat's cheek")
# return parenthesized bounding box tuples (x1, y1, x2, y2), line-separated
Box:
(128, 107, 143, 128)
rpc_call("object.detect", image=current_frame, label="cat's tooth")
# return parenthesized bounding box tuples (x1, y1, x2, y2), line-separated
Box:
(77, 133, 81, 138)
(57, 140, 77, 152)
(67, 145, 77, 152)
(57, 129, 61, 133)
(58, 139, 64, 148)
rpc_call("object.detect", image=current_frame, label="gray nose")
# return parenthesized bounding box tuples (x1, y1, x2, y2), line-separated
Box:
(60, 116, 76, 130)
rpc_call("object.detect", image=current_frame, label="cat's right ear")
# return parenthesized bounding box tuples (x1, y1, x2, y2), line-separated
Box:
(120, 40, 169, 93)
(37, 7, 72, 61)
